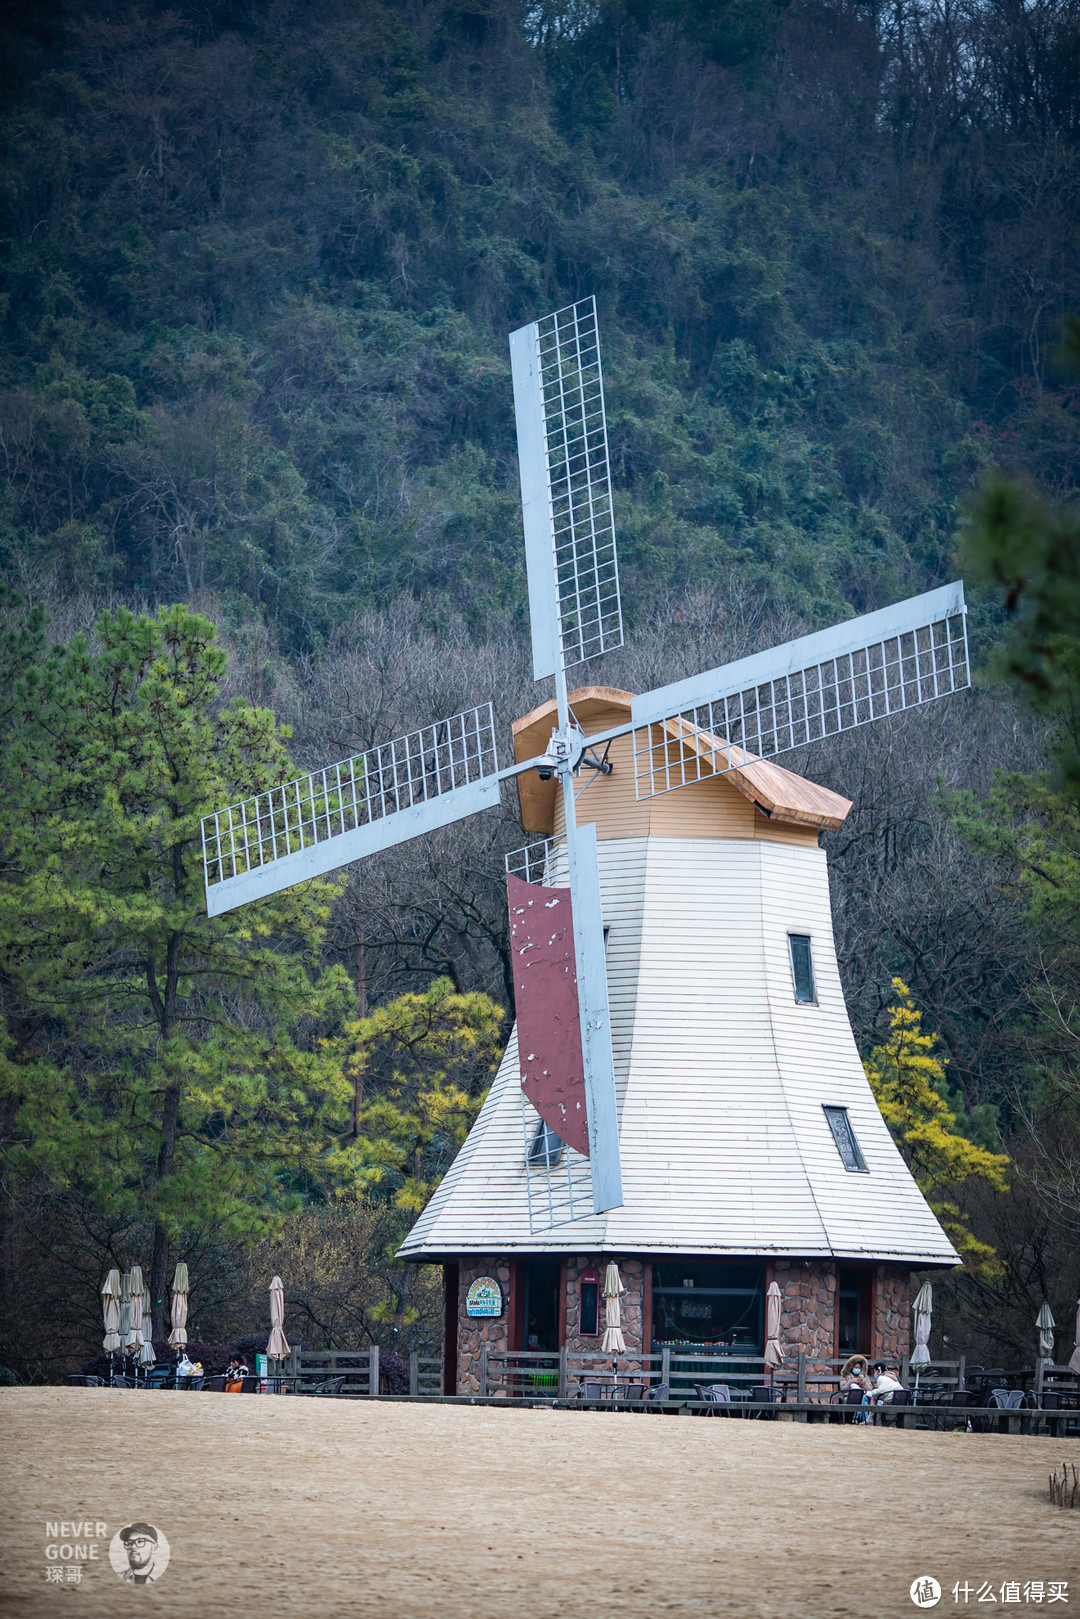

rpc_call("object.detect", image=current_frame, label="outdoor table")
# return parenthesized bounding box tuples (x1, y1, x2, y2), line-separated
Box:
(576, 1374, 623, 1400)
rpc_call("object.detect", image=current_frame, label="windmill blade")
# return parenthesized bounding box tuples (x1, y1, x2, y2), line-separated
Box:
(630, 582, 969, 800)
(510, 297, 624, 681)
(202, 704, 500, 917)
(570, 821, 622, 1213)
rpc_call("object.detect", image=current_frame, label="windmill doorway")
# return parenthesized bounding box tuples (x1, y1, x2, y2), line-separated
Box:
(522, 1259, 562, 1352)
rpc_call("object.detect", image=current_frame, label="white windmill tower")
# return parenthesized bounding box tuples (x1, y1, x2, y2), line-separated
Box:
(202, 298, 970, 1386)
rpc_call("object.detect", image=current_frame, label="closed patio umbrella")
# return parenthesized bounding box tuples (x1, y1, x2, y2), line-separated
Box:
(1069, 1299, 1080, 1376)
(601, 1262, 626, 1357)
(126, 1265, 144, 1382)
(101, 1269, 122, 1371)
(119, 1269, 132, 1369)
(138, 1287, 156, 1371)
(267, 1275, 290, 1361)
(911, 1282, 933, 1390)
(1036, 1300, 1056, 1362)
(126, 1264, 144, 1356)
(764, 1280, 785, 1371)
(168, 1262, 189, 1351)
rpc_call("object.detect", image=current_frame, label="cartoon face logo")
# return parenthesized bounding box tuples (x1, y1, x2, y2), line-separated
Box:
(109, 1523, 171, 1584)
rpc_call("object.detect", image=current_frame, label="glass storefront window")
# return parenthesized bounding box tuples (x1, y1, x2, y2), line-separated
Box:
(652, 1263, 764, 1352)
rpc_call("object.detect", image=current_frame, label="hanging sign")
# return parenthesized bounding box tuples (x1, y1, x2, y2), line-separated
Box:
(466, 1277, 503, 1318)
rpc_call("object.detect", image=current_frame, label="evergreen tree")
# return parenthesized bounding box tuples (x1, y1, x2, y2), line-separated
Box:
(0, 602, 353, 1335)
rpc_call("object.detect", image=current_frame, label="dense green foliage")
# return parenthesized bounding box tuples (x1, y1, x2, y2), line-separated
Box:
(0, 598, 352, 1334)
(1, 0, 1077, 643)
(0, 595, 501, 1362)
(1, 0, 1079, 1374)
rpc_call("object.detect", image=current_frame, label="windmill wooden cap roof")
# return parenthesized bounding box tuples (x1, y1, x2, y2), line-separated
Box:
(513, 687, 852, 834)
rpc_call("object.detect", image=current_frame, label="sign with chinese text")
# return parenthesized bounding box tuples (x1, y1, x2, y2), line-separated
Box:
(466, 1277, 503, 1317)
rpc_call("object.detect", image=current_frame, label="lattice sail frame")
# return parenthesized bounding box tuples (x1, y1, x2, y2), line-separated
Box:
(631, 588, 969, 800)
(520, 1091, 594, 1233)
(511, 297, 623, 680)
(201, 704, 499, 915)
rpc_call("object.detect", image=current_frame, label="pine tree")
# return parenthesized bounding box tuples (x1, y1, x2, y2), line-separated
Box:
(865, 980, 1009, 1271)
(0, 603, 353, 1336)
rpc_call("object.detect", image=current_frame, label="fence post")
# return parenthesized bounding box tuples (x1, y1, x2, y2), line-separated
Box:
(558, 1345, 568, 1400)
(958, 1355, 966, 1392)
(369, 1344, 379, 1397)
(661, 1345, 671, 1390)
(901, 1354, 910, 1387)
(1035, 1357, 1045, 1399)
(796, 1352, 806, 1405)
(480, 1347, 488, 1398)
(409, 1350, 418, 1397)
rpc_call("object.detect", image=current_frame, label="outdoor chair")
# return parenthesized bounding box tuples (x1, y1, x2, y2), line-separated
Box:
(109, 1374, 136, 1388)
(580, 1381, 606, 1402)
(988, 1389, 1025, 1410)
(618, 1383, 646, 1402)
(298, 1374, 345, 1397)
(748, 1385, 777, 1419)
(695, 1383, 731, 1414)
(66, 1374, 103, 1387)
(834, 1386, 870, 1424)
(646, 1383, 669, 1405)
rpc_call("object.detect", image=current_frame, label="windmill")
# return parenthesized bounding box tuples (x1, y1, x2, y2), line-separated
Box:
(201, 297, 970, 1230)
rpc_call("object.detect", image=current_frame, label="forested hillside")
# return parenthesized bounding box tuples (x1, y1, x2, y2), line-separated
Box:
(1, 0, 1078, 1379)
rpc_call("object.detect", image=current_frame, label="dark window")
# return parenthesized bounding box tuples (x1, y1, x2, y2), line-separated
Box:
(838, 1268, 872, 1356)
(528, 1119, 564, 1167)
(652, 1264, 764, 1352)
(579, 1279, 599, 1336)
(824, 1106, 868, 1172)
(789, 934, 816, 1003)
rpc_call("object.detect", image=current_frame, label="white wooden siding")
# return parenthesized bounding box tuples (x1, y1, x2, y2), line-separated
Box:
(399, 835, 958, 1265)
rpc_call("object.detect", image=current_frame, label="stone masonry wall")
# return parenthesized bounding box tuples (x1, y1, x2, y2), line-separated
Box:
(451, 1255, 911, 1390)
(455, 1256, 510, 1395)
(773, 1260, 838, 1362)
(875, 1267, 911, 1365)
(564, 1255, 645, 1369)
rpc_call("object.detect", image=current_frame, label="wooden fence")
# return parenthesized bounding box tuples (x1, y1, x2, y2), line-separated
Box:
(276, 1346, 379, 1395)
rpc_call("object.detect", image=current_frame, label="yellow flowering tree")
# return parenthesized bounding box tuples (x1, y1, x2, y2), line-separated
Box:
(327, 976, 503, 1339)
(865, 980, 1010, 1271)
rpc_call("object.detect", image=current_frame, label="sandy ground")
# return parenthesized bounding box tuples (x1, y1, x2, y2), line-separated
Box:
(0, 1390, 1077, 1619)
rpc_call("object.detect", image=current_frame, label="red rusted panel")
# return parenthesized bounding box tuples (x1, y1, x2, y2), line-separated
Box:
(507, 874, 589, 1157)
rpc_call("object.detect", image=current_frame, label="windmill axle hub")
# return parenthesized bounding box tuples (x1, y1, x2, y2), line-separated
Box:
(535, 725, 587, 781)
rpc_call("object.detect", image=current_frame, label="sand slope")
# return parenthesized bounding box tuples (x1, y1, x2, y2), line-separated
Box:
(1, 1389, 1077, 1618)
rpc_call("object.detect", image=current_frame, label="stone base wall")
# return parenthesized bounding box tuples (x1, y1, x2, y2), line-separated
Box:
(874, 1267, 911, 1365)
(564, 1255, 645, 1367)
(772, 1261, 838, 1361)
(455, 1256, 510, 1395)
(448, 1254, 912, 1389)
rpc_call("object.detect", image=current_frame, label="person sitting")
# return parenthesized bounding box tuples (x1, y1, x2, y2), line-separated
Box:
(869, 1362, 904, 1403)
(224, 1356, 248, 1392)
(839, 1354, 873, 1393)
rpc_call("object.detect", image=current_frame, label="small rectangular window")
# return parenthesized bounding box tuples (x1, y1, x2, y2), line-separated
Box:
(823, 1105, 868, 1172)
(789, 934, 816, 1003)
(528, 1119, 564, 1168)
